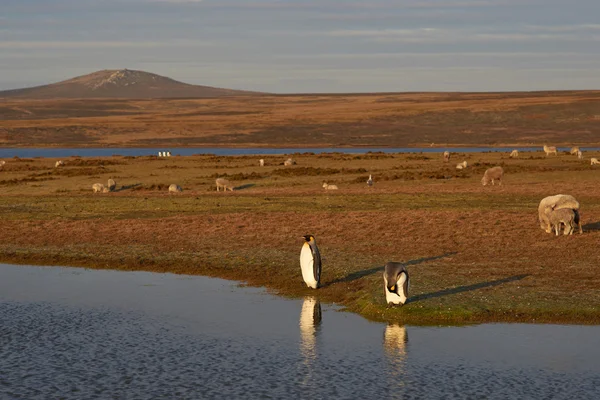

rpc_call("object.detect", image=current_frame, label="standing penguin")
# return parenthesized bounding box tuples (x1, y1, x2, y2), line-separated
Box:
(383, 262, 410, 306)
(367, 174, 374, 187)
(300, 235, 321, 289)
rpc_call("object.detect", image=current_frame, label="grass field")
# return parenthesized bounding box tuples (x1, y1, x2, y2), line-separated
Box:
(2, 90, 600, 147)
(1, 150, 599, 325)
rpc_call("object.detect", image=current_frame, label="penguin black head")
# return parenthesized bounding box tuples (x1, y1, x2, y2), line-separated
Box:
(302, 234, 315, 242)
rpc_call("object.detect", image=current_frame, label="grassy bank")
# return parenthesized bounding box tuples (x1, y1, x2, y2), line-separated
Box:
(1, 150, 599, 325)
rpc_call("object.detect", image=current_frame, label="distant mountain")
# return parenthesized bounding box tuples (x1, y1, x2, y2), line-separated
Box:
(0, 69, 263, 99)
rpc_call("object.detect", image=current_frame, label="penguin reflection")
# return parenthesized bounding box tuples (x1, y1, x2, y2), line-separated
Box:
(299, 296, 322, 361)
(383, 324, 408, 360)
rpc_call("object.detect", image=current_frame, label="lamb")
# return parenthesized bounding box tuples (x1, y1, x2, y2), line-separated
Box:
(481, 166, 504, 186)
(456, 161, 468, 170)
(547, 208, 576, 236)
(259, 159, 265, 167)
(168, 184, 182, 193)
(92, 183, 107, 193)
(510, 149, 519, 158)
(543, 145, 558, 156)
(570, 146, 580, 155)
(107, 178, 116, 192)
(322, 182, 338, 190)
(577, 150, 583, 160)
(284, 158, 296, 166)
(538, 194, 582, 234)
(591, 158, 599, 165)
(443, 151, 450, 162)
(215, 178, 234, 192)
(55, 160, 64, 168)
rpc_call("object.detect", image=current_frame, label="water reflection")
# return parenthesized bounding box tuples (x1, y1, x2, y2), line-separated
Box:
(383, 324, 408, 360)
(299, 296, 322, 361)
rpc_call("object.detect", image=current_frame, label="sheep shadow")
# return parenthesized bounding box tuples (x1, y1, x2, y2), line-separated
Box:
(234, 183, 256, 191)
(408, 274, 530, 304)
(325, 252, 457, 287)
(115, 183, 142, 192)
(582, 221, 600, 232)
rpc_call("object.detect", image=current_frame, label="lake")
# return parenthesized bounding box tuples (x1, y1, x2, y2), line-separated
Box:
(1, 146, 597, 158)
(1, 263, 598, 399)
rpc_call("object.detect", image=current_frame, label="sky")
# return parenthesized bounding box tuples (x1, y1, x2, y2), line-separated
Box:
(1, 0, 599, 93)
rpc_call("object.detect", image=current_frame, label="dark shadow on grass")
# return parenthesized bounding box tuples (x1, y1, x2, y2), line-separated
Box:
(408, 274, 530, 304)
(115, 183, 142, 192)
(234, 183, 255, 191)
(325, 252, 457, 287)
(582, 221, 600, 232)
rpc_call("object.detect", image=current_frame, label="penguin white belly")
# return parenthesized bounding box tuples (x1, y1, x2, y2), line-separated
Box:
(300, 243, 318, 289)
(385, 272, 408, 305)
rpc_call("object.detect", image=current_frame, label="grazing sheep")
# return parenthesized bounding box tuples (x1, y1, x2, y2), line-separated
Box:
(284, 158, 296, 166)
(591, 158, 599, 165)
(443, 151, 450, 162)
(570, 146, 580, 155)
(456, 161, 468, 170)
(259, 159, 265, 167)
(510, 149, 519, 158)
(543, 145, 558, 156)
(168, 184, 182, 193)
(538, 194, 582, 234)
(92, 183, 106, 193)
(107, 178, 116, 192)
(322, 182, 338, 190)
(547, 207, 576, 236)
(55, 160, 64, 168)
(215, 178, 234, 192)
(481, 166, 504, 186)
(367, 174, 374, 186)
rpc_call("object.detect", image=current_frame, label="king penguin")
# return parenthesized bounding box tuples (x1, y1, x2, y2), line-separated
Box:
(367, 174, 374, 187)
(300, 235, 321, 289)
(383, 262, 410, 306)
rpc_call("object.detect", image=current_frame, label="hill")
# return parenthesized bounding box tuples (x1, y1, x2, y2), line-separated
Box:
(0, 69, 262, 99)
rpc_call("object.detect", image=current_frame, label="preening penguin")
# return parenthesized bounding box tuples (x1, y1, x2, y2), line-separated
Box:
(383, 262, 410, 306)
(300, 235, 322, 289)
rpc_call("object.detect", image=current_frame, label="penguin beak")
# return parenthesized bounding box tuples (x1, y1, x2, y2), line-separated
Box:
(389, 285, 396, 292)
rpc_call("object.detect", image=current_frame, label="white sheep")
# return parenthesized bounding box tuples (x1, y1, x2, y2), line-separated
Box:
(322, 182, 338, 190)
(443, 151, 450, 162)
(168, 184, 182, 193)
(259, 159, 265, 167)
(55, 160, 65, 168)
(456, 161, 468, 170)
(510, 149, 519, 158)
(543, 145, 557, 156)
(367, 174, 373, 186)
(107, 178, 116, 192)
(577, 150, 583, 160)
(92, 183, 106, 193)
(547, 207, 576, 236)
(284, 158, 296, 166)
(481, 166, 504, 186)
(215, 178, 234, 192)
(570, 146, 580, 155)
(591, 158, 599, 165)
(538, 194, 581, 234)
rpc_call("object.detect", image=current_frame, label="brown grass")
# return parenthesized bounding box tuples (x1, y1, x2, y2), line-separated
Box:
(1, 91, 600, 147)
(0, 151, 600, 325)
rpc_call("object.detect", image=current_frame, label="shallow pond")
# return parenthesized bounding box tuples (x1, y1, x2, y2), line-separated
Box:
(1, 263, 599, 399)
(1, 146, 597, 158)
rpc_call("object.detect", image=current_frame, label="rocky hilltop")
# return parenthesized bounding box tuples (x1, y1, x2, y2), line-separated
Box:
(0, 69, 262, 99)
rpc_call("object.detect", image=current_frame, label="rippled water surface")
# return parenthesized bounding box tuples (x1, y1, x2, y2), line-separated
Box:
(1, 263, 599, 399)
(2, 146, 599, 158)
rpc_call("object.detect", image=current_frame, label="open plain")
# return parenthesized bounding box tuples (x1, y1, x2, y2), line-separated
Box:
(0, 150, 599, 324)
(2, 90, 600, 147)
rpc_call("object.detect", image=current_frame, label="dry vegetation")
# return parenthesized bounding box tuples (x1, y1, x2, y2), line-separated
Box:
(1, 91, 600, 147)
(1, 150, 599, 325)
